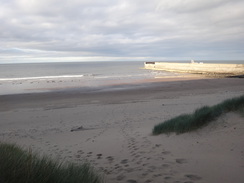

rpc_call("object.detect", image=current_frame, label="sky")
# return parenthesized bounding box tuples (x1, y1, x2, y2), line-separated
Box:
(0, 0, 244, 63)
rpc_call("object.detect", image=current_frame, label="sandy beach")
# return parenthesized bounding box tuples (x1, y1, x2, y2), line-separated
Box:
(0, 77, 244, 183)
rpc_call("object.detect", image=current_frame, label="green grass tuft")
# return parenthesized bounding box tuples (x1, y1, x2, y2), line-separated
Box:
(0, 143, 104, 183)
(153, 95, 244, 135)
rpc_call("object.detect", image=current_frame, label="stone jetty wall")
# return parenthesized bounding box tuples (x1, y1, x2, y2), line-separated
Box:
(144, 62, 244, 76)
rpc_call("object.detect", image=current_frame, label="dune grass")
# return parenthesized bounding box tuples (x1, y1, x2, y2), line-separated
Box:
(153, 95, 244, 135)
(0, 143, 104, 183)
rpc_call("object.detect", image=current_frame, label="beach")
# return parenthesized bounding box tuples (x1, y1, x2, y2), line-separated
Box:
(0, 77, 244, 183)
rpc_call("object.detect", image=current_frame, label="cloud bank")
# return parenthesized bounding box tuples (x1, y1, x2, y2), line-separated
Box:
(1, 0, 244, 63)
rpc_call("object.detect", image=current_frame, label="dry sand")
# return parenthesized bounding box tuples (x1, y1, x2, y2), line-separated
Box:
(0, 77, 244, 183)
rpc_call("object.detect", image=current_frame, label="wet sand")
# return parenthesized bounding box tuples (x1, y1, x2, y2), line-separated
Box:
(0, 77, 244, 183)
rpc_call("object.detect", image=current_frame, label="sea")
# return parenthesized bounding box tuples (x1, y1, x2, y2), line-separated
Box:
(0, 61, 182, 95)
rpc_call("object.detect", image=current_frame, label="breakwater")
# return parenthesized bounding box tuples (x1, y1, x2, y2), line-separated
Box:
(144, 62, 244, 76)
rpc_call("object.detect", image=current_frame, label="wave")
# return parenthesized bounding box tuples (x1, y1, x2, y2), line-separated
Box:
(0, 72, 174, 82)
(0, 75, 85, 81)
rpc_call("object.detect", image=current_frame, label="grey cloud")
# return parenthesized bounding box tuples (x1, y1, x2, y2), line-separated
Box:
(156, 0, 231, 13)
(0, 0, 244, 62)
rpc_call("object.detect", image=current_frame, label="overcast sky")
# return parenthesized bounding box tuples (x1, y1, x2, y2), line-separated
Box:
(1, 0, 244, 63)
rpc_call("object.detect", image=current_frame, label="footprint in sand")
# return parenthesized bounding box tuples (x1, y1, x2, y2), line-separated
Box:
(153, 173, 162, 178)
(161, 151, 171, 155)
(185, 174, 202, 181)
(116, 174, 125, 181)
(126, 180, 137, 183)
(106, 156, 114, 162)
(75, 154, 81, 158)
(77, 150, 84, 154)
(114, 164, 120, 169)
(86, 152, 93, 157)
(164, 176, 172, 180)
(176, 158, 187, 164)
(120, 159, 128, 164)
(161, 164, 170, 168)
(97, 154, 102, 159)
(141, 172, 148, 177)
(124, 168, 134, 173)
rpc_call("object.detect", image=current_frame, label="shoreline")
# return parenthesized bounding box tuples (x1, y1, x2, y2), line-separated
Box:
(1, 77, 244, 183)
(1, 77, 242, 110)
(0, 72, 201, 96)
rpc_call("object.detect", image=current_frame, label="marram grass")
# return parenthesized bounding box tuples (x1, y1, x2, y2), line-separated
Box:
(0, 143, 104, 183)
(153, 95, 244, 135)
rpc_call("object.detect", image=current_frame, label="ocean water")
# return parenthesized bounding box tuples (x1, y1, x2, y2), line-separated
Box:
(0, 61, 181, 95)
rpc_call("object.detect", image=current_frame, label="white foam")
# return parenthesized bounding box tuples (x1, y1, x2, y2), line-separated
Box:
(0, 75, 85, 81)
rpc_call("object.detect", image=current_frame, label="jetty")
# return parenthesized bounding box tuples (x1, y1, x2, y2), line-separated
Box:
(144, 62, 244, 77)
